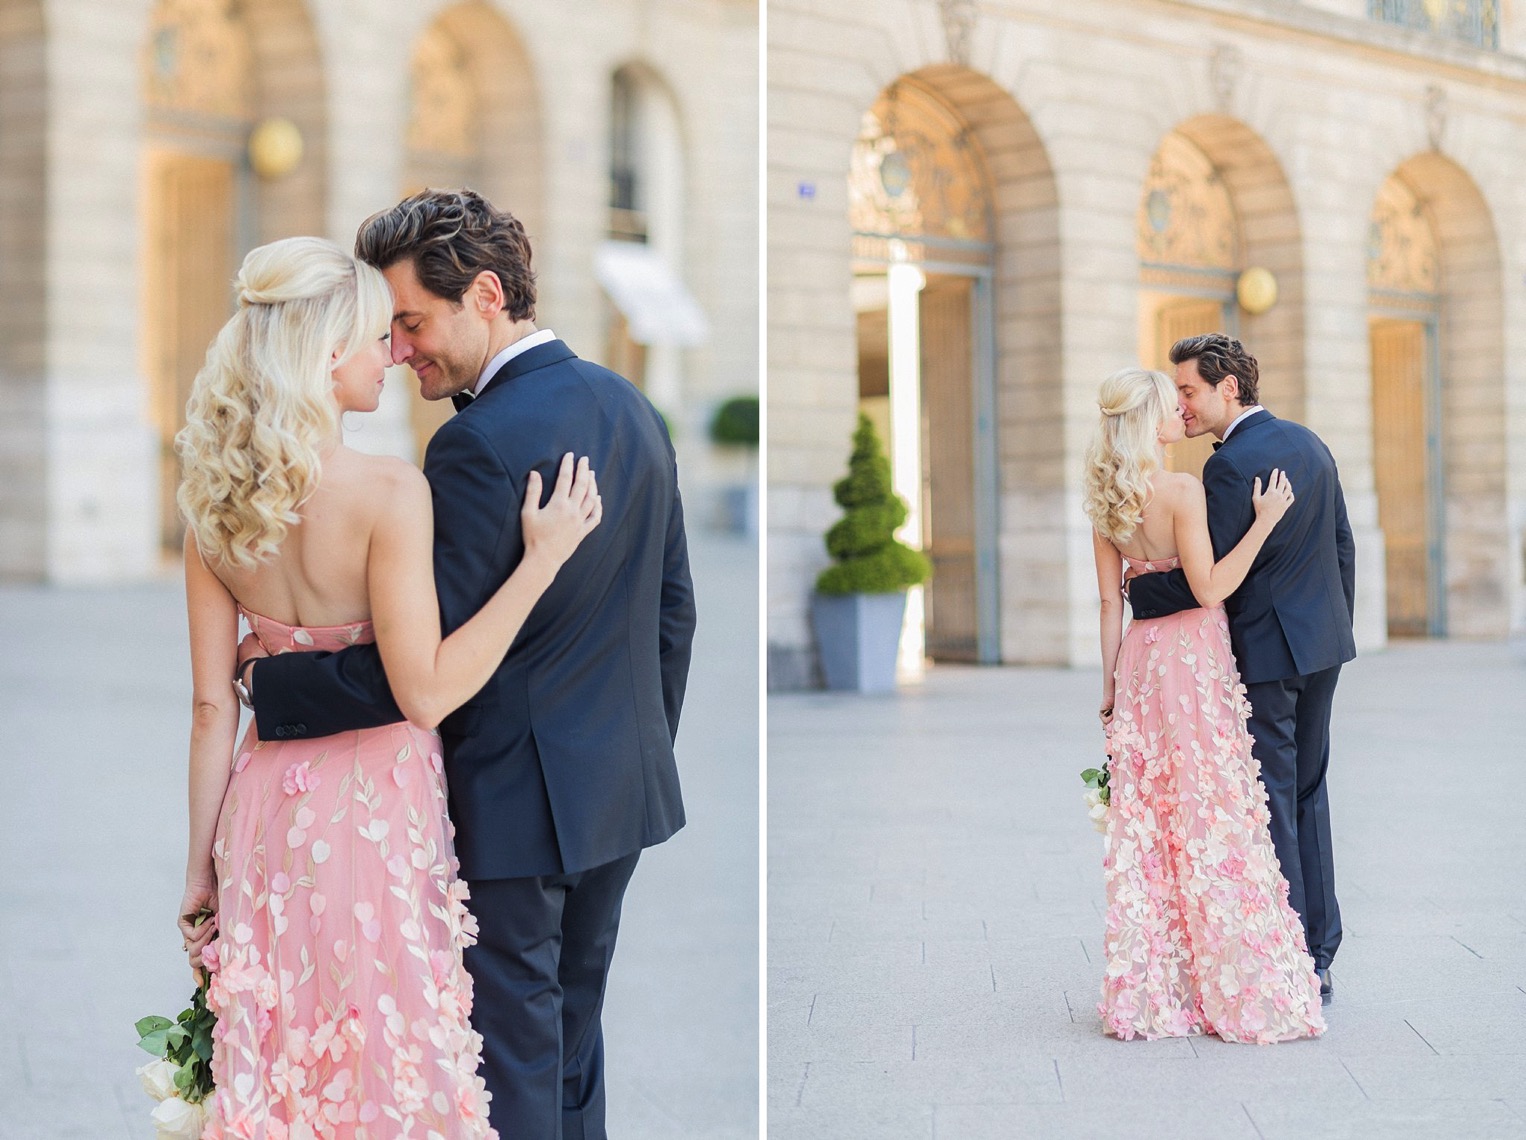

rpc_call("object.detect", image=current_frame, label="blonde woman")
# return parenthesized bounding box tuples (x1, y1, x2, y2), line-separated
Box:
(1084, 367, 1325, 1044)
(174, 236, 599, 1137)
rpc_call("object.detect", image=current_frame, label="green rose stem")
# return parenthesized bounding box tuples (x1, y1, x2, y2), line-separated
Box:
(135, 907, 218, 1104)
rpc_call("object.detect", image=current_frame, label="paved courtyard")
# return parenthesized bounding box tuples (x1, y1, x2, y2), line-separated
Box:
(0, 529, 757, 1139)
(769, 639, 1526, 1139)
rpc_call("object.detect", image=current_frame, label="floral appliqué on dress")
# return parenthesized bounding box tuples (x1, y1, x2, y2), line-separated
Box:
(1098, 558, 1326, 1045)
(201, 611, 498, 1138)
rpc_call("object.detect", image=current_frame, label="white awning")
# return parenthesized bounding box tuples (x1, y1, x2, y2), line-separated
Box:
(594, 240, 709, 347)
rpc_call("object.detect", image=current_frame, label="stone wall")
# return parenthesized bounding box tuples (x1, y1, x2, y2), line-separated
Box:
(2, 0, 757, 582)
(768, 0, 1526, 686)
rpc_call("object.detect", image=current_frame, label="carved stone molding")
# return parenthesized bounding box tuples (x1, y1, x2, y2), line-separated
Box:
(1424, 85, 1447, 152)
(939, 0, 977, 68)
(1209, 43, 1241, 114)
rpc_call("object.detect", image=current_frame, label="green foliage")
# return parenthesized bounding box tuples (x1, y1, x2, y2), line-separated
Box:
(136, 913, 218, 1104)
(1081, 763, 1111, 807)
(709, 395, 759, 446)
(815, 413, 932, 595)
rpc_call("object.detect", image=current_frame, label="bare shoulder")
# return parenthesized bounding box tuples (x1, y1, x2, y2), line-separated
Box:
(332, 450, 430, 516)
(1152, 470, 1201, 506)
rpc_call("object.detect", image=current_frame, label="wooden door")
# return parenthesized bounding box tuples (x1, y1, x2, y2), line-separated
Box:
(1154, 298, 1224, 481)
(144, 151, 236, 552)
(919, 274, 978, 662)
(1370, 318, 1430, 637)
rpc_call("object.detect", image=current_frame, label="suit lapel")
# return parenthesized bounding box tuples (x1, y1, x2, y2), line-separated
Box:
(476, 339, 577, 401)
(1220, 408, 1274, 450)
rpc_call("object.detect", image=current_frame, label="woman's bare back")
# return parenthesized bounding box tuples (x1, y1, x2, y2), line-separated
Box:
(210, 445, 421, 627)
(1110, 470, 1195, 564)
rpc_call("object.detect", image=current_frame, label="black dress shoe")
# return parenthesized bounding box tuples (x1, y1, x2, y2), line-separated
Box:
(1316, 967, 1332, 1005)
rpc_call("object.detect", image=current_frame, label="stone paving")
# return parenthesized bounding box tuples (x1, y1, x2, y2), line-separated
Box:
(0, 529, 758, 1139)
(768, 640, 1526, 1139)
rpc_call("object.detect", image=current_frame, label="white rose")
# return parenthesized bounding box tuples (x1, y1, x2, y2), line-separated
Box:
(150, 1094, 207, 1140)
(1088, 802, 1109, 833)
(1083, 788, 1102, 809)
(136, 1058, 180, 1102)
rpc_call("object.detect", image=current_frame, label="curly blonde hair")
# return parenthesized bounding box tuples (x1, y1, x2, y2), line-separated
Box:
(1082, 367, 1178, 543)
(175, 237, 392, 569)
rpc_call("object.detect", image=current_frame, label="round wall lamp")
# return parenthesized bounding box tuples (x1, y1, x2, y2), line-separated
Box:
(1236, 266, 1278, 315)
(248, 117, 303, 179)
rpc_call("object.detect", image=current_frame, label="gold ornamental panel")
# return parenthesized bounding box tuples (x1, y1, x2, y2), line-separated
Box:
(407, 22, 479, 160)
(1368, 175, 1439, 296)
(144, 0, 254, 121)
(1137, 132, 1237, 272)
(849, 80, 993, 249)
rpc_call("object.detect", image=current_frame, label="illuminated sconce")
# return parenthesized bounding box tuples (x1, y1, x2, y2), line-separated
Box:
(248, 117, 303, 179)
(1236, 266, 1278, 315)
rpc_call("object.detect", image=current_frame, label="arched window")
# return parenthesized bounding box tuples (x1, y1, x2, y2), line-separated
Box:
(597, 65, 705, 406)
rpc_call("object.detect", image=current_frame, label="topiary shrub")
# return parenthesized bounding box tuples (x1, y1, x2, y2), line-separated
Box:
(710, 394, 759, 446)
(816, 413, 932, 595)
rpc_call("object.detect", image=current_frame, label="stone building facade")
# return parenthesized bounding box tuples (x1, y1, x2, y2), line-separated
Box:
(0, 0, 757, 582)
(768, 0, 1526, 687)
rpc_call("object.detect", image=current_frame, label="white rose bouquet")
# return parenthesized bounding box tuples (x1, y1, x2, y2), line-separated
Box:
(134, 911, 217, 1139)
(1080, 761, 1111, 834)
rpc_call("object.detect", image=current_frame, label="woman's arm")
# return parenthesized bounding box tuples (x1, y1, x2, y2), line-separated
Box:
(179, 531, 242, 966)
(1174, 469, 1294, 608)
(368, 452, 601, 731)
(1092, 528, 1125, 721)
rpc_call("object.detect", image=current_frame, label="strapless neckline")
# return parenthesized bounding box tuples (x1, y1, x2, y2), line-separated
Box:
(1122, 554, 1181, 574)
(238, 604, 375, 653)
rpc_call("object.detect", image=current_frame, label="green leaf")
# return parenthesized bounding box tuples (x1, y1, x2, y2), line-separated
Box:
(136, 1027, 171, 1056)
(173, 1062, 196, 1092)
(135, 1015, 174, 1037)
(1081, 768, 1101, 783)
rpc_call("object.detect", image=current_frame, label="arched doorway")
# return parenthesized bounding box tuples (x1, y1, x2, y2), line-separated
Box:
(1367, 155, 1505, 638)
(402, 2, 542, 459)
(141, 0, 326, 553)
(1137, 131, 1238, 479)
(1367, 174, 1441, 637)
(142, 0, 254, 553)
(1137, 119, 1304, 479)
(848, 75, 998, 666)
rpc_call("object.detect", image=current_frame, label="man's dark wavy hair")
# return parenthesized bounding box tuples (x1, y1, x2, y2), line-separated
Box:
(355, 187, 536, 321)
(1169, 333, 1260, 406)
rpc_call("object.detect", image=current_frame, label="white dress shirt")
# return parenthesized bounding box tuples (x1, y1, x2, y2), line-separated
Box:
(1220, 404, 1264, 443)
(472, 328, 558, 397)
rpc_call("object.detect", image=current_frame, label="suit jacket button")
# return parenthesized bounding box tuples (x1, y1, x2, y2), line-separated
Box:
(295, 724, 306, 735)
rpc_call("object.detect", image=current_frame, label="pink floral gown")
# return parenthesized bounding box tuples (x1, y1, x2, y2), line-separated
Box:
(1098, 557, 1326, 1045)
(201, 610, 498, 1139)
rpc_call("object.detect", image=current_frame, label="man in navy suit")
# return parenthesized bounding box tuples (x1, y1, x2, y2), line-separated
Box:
(1128, 334, 1353, 1004)
(242, 189, 695, 1137)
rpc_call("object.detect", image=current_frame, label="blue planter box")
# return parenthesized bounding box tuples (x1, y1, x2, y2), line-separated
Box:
(811, 592, 907, 693)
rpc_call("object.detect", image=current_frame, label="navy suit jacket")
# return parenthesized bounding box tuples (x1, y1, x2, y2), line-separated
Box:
(1129, 410, 1355, 684)
(250, 340, 695, 878)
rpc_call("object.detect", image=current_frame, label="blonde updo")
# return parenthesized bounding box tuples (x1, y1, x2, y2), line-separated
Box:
(1082, 367, 1178, 542)
(175, 236, 393, 569)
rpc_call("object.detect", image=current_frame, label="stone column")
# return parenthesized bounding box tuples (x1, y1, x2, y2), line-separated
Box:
(41, 0, 158, 581)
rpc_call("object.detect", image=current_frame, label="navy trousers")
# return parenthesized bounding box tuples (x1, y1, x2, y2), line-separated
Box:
(465, 852, 641, 1140)
(1244, 664, 1343, 969)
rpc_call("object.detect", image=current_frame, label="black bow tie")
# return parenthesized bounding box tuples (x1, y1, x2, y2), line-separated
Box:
(451, 390, 475, 413)
(1213, 441, 1222, 451)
